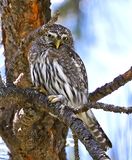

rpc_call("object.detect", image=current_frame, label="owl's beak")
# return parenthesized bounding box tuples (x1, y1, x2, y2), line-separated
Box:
(55, 39, 61, 49)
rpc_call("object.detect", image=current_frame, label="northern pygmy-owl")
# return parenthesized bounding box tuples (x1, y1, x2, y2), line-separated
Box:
(28, 24, 112, 151)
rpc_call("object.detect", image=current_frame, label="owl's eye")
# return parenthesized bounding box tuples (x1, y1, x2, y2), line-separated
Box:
(61, 34, 68, 41)
(47, 32, 57, 39)
(62, 37, 68, 41)
(47, 33, 54, 38)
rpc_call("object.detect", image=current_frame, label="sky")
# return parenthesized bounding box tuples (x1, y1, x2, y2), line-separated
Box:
(51, 1, 132, 160)
(0, 0, 132, 159)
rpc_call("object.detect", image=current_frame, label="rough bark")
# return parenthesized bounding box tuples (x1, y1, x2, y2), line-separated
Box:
(1, 0, 67, 160)
(0, 84, 111, 160)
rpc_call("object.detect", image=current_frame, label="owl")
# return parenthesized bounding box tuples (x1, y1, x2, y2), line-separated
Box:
(28, 24, 112, 151)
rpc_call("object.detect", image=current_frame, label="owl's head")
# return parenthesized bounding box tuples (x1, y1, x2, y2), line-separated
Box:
(44, 24, 74, 49)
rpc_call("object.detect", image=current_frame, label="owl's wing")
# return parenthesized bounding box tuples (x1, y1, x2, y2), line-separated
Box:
(68, 46, 88, 90)
(47, 45, 88, 93)
(28, 36, 48, 64)
(47, 46, 112, 150)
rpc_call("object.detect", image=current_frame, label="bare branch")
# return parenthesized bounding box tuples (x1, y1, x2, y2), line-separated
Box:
(73, 134, 80, 160)
(0, 85, 110, 160)
(0, 73, 5, 87)
(74, 102, 132, 114)
(49, 104, 110, 160)
(89, 67, 132, 102)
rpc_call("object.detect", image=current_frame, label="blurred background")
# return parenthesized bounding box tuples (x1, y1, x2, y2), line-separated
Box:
(0, 0, 132, 159)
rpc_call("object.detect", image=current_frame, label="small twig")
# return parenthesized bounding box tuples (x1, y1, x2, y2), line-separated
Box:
(0, 74, 3, 85)
(74, 102, 132, 114)
(47, 10, 60, 26)
(13, 73, 24, 86)
(0, 73, 5, 87)
(73, 133, 80, 160)
(89, 67, 132, 102)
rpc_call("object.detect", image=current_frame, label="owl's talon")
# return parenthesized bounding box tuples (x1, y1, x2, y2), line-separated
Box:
(48, 95, 65, 104)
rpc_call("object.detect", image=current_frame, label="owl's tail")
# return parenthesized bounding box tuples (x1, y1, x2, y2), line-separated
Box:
(78, 110, 112, 151)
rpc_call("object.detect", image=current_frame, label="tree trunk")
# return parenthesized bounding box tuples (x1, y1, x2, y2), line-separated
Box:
(1, 0, 68, 159)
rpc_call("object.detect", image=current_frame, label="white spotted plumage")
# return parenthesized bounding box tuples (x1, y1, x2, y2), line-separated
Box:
(28, 23, 112, 151)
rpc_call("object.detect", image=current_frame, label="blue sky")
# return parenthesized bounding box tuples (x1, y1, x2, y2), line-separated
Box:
(51, 1, 132, 159)
(0, 0, 132, 159)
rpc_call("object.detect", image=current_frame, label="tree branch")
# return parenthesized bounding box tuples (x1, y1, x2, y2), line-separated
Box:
(74, 102, 132, 114)
(73, 134, 80, 160)
(89, 67, 132, 102)
(52, 104, 110, 160)
(0, 84, 110, 160)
